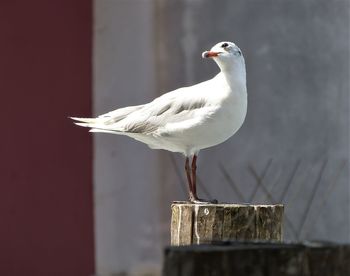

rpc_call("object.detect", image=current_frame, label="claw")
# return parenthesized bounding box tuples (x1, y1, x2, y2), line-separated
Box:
(189, 197, 218, 204)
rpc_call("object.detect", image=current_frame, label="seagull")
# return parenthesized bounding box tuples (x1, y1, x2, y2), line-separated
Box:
(71, 41, 247, 203)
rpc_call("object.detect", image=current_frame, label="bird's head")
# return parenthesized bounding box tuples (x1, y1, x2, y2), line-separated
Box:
(202, 41, 244, 72)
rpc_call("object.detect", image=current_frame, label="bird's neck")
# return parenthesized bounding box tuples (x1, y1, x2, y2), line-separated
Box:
(217, 59, 246, 92)
(221, 67, 246, 92)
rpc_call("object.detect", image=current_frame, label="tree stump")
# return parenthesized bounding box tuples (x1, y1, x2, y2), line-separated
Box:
(171, 202, 284, 246)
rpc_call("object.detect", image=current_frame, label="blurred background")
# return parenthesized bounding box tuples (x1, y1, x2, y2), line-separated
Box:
(1, 0, 349, 275)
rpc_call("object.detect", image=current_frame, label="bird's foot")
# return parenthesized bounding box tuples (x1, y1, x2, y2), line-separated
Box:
(189, 197, 218, 204)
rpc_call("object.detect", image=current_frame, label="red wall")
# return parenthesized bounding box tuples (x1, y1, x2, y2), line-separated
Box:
(0, 1, 94, 275)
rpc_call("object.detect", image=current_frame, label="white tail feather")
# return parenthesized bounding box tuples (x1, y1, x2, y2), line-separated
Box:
(70, 117, 99, 123)
(89, 129, 120, 134)
(71, 116, 124, 133)
(74, 122, 91, 127)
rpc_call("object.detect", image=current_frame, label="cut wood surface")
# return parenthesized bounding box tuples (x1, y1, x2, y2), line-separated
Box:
(163, 241, 350, 276)
(171, 202, 283, 246)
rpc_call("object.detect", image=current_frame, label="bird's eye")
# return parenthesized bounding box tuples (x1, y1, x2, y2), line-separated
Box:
(221, 43, 229, 48)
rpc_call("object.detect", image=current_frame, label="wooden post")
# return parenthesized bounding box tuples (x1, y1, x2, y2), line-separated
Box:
(171, 202, 284, 245)
(163, 242, 350, 276)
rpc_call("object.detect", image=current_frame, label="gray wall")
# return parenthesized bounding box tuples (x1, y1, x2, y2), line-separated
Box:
(94, 0, 349, 275)
(94, 1, 161, 275)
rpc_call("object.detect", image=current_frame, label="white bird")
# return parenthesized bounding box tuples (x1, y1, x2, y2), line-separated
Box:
(71, 41, 247, 203)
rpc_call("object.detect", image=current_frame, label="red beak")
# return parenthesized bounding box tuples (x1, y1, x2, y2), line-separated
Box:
(202, 51, 220, 58)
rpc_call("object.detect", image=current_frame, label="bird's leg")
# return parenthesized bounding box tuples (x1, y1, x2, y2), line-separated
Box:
(191, 154, 198, 199)
(189, 154, 218, 204)
(184, 155, 218, 204)
(185, 157, 196, 201)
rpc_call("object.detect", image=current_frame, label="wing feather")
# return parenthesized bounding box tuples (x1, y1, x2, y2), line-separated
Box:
(119, 89, 213, 134)
(72, 77, 218, 135)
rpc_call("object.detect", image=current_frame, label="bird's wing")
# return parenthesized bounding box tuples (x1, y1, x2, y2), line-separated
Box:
(114, 85, 219, 135)
(97, 104, 144, 122)
(74, 77, 219, 134)
(70, 104, 145, 128)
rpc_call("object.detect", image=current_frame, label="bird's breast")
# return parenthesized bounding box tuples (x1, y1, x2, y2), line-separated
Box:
(215, 89, 247, 136)
(187, 88, 247, 151)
